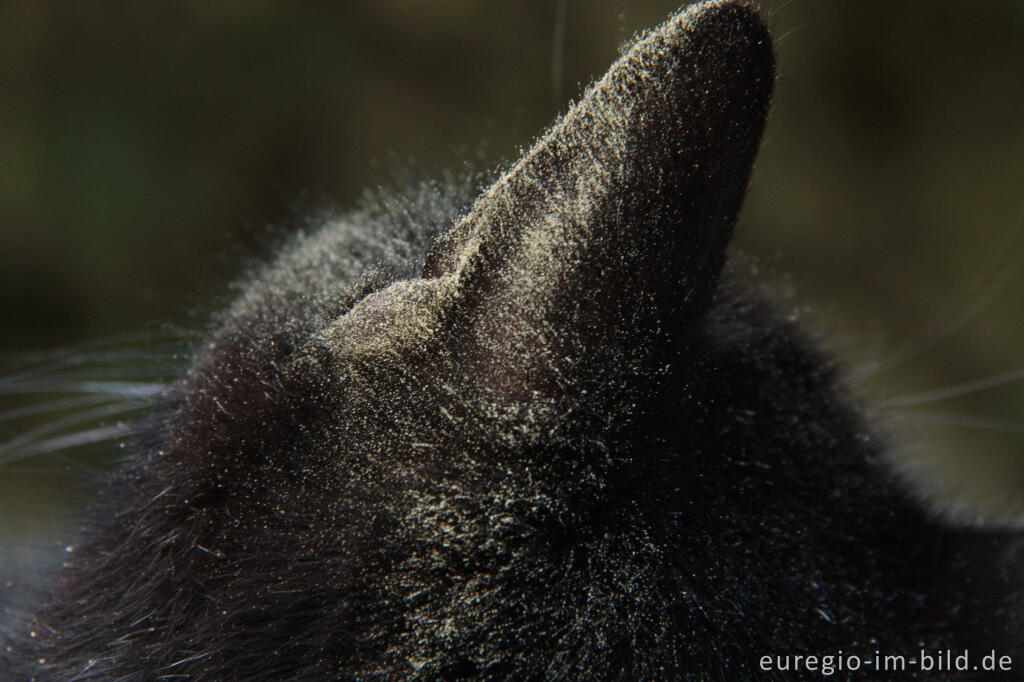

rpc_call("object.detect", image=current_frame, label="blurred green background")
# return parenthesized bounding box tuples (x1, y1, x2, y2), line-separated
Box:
(2, 0, 1023, 557)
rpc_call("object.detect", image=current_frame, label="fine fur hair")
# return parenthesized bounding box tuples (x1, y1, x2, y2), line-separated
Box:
(2, 1, 1022, 679)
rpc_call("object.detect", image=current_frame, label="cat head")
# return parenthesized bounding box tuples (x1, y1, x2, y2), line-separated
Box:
(14, 1, 789, 677)
(164, 1, 774, 665)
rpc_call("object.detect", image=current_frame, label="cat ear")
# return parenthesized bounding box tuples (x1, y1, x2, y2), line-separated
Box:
(330, 1, 773, 408)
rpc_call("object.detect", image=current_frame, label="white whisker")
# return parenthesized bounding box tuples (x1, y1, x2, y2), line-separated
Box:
(0, 423, 139, 466)
(0, 402, 150, 460)
(0, 380, 167, 400)
(0, 394, 115, 423)
(881, 365, 1024, 408)
(889, 411, 1024, 437)
(854, 199, 1024, 380)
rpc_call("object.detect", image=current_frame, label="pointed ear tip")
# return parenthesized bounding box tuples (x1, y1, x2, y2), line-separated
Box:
(678, 0, 766, 27)
(661, 0, 776, 94)
(672, 0, 775, 62)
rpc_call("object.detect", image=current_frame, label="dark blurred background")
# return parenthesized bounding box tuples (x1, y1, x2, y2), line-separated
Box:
(2, 1, 1023, 555)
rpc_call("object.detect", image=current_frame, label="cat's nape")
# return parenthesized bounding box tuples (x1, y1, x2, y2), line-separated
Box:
(3, 1, 1023, 679)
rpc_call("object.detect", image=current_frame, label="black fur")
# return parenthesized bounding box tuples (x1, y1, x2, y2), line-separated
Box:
(3, 2, 1022, 679)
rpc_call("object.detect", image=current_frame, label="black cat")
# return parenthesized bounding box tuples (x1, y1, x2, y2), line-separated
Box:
(3, 1, 1022, 679)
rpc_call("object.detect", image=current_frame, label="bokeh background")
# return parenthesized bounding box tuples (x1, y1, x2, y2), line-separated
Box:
(2, 1, 1023, 562)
